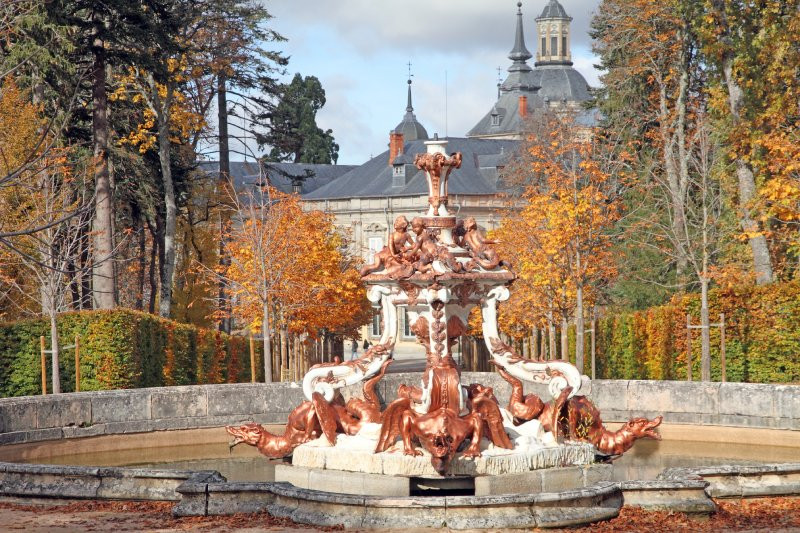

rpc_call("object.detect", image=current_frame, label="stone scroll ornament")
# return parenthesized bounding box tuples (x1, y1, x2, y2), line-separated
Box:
(301, 285, 397, 403)
(480, 286, 583, 400)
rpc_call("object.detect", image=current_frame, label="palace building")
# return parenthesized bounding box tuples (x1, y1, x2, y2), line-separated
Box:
(297, 0, 596, 345)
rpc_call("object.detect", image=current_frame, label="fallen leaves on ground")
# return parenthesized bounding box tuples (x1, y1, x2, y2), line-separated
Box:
(564, 498, 800, 532)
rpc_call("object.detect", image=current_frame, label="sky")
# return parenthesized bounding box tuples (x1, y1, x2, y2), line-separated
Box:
(248, 0, 603, 165)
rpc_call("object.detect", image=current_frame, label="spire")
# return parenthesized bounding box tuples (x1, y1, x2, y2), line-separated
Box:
(406, 61, 414, 112)
(508, 1, 532, 70)
(393, 61, 429, 141)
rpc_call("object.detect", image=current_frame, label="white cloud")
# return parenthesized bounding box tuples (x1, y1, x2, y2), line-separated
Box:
(262, 0, 604, 163)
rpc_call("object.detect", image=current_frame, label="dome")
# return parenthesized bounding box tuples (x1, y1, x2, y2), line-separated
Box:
(528, 65, 591, 102)
(537, 0, 571, 20)
(394, 114, 429, 141)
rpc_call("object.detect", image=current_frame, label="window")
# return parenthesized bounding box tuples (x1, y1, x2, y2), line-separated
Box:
(491, 113, 500, 126)
(551, 36, 558, 57)
(371, 309, 381, 337)
(392, 165, 405, 187)
(399, 308, 413, 338)
(562, 36, 567, 57)
(367, 236, 384, 263)
(541, 37, 546, 55)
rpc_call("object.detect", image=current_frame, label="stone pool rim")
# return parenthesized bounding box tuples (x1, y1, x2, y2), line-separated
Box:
(0, 376, 798, 528)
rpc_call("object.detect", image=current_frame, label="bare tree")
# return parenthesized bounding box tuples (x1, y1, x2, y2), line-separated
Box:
(2, 161, 94, 393)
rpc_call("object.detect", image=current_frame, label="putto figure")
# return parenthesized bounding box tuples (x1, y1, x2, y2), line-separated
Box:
(409, 217, 462, 274)
(457, 217, 504, 270)
(359, 215, 415, 278)
(414, 151, 462, 216)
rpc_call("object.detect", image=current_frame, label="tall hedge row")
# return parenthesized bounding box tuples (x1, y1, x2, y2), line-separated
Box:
(591, 281, 800, 384)
(0, 310, 253, 398)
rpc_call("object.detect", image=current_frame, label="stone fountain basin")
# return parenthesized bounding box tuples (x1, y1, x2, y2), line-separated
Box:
(0, 378, 798, 529)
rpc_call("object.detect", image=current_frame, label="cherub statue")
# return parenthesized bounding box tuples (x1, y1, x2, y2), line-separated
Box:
(359, 215, 415, 278)
(458, 217, 504, 270)
(408, 217, 463, 274)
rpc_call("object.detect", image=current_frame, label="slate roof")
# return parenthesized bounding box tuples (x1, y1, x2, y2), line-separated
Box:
(468, 1, 595, 137)
(529, 65, 591, 103)
(467, 90, 546, 138)
(302, 137, 520, 201)
(537, 0, 571, 20)
(197, 161, 357, 195)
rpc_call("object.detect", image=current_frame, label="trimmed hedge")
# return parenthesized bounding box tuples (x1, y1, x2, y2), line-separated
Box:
(0, 310, 253, 398)
(594, 280, 800, 384)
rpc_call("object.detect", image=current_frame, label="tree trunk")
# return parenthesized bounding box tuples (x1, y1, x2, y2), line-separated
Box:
(156, 90, 177, 318)
(547, 310, 556, 360)
(711, 2, 774, 284)
(49, 312, 61, 394)
(280, 327, 288, 380)
(91, 33, 116, 310)
(262, 302, 273, 382)
(575, 284, 585, 373)
(147, 220, 158, 314)
(531, 327, 539, 360)
(660, 84, 687, 278)
(560, 317, 569, 361)
(217, 74, 231, 333)
(135, 214, 146, 311)
(700, 278, 711, 381)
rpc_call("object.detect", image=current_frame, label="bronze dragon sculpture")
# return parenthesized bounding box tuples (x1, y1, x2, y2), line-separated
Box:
(376, 353, 511, 475)
(226, 360, 391, 459)
(494, 364, 662, 455)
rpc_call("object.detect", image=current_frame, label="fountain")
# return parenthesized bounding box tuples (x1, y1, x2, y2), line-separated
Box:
(222, 139, 662, 525)
(2, 141, 798, 530)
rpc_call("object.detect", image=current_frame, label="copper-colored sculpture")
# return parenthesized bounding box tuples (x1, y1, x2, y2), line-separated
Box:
(376, 350, 510, 474)
(227, 360, 392, 458)
(409, 217, 462, 273)
(457, 217, 504, 271)
(494, 367, 662, 455)
(359, 215, 415, 278)
(230, 144, 660, 476)
(331, 360, 391, 435)
(226, 391, 336, 459)
(414, 151, 462, 216)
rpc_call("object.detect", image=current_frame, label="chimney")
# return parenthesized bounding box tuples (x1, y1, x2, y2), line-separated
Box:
(389, 131, 404, 166)
(519, 95, 528, 119)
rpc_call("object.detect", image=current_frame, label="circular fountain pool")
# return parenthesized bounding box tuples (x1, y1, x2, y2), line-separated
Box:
(3, 424, 798, 483)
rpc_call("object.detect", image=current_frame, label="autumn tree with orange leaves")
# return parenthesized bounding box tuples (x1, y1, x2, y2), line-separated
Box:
(497, 112, 621, 371)
(207, 183, 369, 382)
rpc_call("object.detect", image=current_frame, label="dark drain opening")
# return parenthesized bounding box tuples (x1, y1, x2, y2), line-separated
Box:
(410, 476, 475, 496)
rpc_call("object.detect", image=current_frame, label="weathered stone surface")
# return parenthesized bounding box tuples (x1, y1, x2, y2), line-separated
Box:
(151, 389, 207, 419)
(6, 427, 67, 445)
(474, 469, 542, 496)
(628, 380, 720, 415)
(62, 424, 105, 439)
(588, 380, 628, 413)
(774, 385, 800, 422)
(103, 420, 153, 434)
(291, 438, 594, 478)
(719, 383, 774, 418)
(619, 480, 715, 514)
(91, 392, 149, 423)
(35, 397, 92, 429)
(0, 401, 38, 433)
